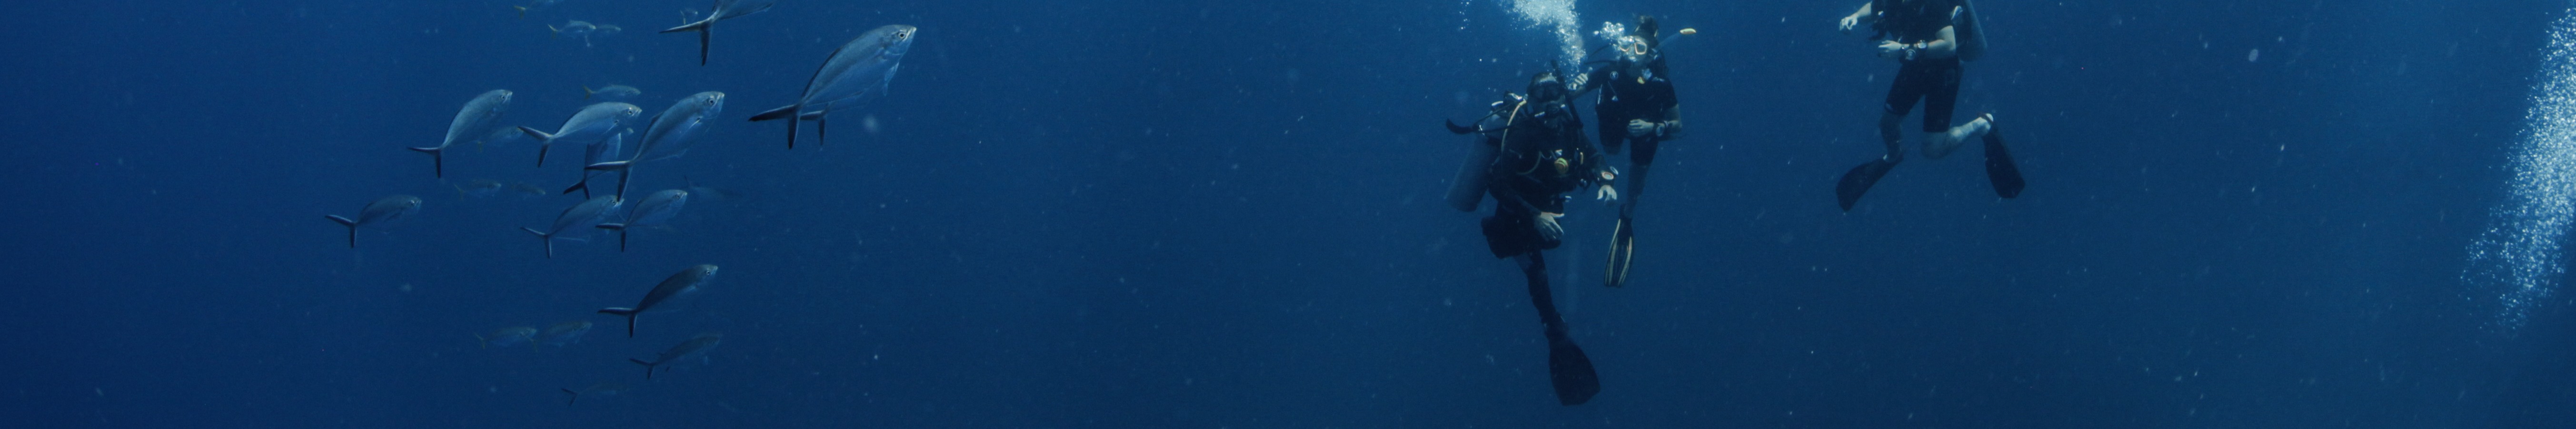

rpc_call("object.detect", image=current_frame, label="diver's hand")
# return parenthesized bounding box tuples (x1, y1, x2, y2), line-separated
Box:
(1535, 212, 1565, 241)
(1565, 72, 1588, 90)
(1626, 119, 1659, 138)
(1595, 184, 1620, 205)
(1840, 14, 1861, 33)
(1876, 40, 1911, 59)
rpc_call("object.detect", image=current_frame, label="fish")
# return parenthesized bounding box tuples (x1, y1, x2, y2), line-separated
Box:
(561, 132, 627, 198)
(324, 195, 422, 248)
(540, 320, 595, 347)
(583, 84, 642, 101)
(507, 182, 551, 197)
(560, 382, 630, 405)
(628, 333, 723, 379)
(584, 91, 726, 200)
(477, 326, 540, 351)
(596, 189, 689, 251)
(512, 0, 564, 18)
(659, 0, 777, 65)
(596, 24, 623, 36)
(681, 175, 744, 201)
(550, 20, 599, 47)
(597, 264, 719, 337)
(749, 25, 915, 149)
(407, 90, 513, 178)
(455, 180, 507, 198)
(517, 102, 642, 168)
(519, 195, 625, 258)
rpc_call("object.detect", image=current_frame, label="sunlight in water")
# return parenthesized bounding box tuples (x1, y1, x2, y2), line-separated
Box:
(1507, 0, 1584, 69)
(2463, 12, 2576, 330)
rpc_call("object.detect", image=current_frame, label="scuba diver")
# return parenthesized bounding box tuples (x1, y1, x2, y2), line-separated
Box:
(1568, 16, 1681, 288)
(1443, 70, 1615, 406)
(1833, 0, 2024, 211)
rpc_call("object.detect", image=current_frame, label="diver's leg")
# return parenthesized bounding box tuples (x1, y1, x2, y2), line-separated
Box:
(1877, 111, 1908, 161)
(1520, 253, 1563, 329)
(1841, 67, 1927, 211)
(1520, 251, 1600, 405)
(1919, 65, 1973, 159)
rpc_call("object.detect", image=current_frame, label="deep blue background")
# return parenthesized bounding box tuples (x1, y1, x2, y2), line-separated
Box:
(5, 0, 2574, 427)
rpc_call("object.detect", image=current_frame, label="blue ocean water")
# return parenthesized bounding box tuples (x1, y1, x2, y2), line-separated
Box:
(5, 0, 2574, 427)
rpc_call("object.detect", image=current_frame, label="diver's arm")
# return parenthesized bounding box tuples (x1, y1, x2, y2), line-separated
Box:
(1655, 105, 1683, 140)
(1839, 3, 1876, 33)
(1915, 26, 1959, 60)
(1877, 26, 1959, 60)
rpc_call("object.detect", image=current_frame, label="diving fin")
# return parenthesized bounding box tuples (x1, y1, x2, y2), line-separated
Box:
(1545, 327, 1601, 405)
(1602, 216, 1634, 288)
(1981, 119, 2024, 199)
(1835, 158, 1899, 211)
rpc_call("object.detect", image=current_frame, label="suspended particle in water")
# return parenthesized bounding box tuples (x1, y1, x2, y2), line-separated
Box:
(2247, 49, 2261, 62)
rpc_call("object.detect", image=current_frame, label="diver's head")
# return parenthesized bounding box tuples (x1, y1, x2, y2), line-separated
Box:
(1527, 71, 1566, 101)
(1614, 16, 1662, 65)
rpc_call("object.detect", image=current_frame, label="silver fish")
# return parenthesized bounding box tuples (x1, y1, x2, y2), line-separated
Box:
(560, 382, 630, 405)
(749, 25, 915, 149)
(628, 333, 723, 379)
(597, 264, 719, 337)
(595, 189, 688, 251)
(584, 84, 641, 101)
(520, 195, 624, 258)
(477, 326, 540, 351)
(540, 320, 594, 347)
(596, 24, 623, 36)
(407, 90, 513, 178)
(659, 0, 776, 65)
(455, 180, 507, 198)
(551, 20, 597, 46)
(512, 0, 564, 18)
(583, 91, 725, 200)
(517, 102, 641, 168)
(561, 132, 627, 199)
(324, 195, 422, 248)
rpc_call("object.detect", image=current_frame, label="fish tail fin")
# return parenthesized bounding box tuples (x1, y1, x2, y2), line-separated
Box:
(749, 105, 799, 148)
(630, 358, 658, 379)
(815, 115, 826, 147)
(697, 26, 711, 65)
(514, 5, 528, 19)
(475, 333, 490, 349)
(561, 178, 590, 196)
(598, 308, 639, 337)
(585, 160, 634, 200)
(517, 126, 556, 141)
(561, 388, 580, 405)
(747, 105, 798, 121)
(407, 146, 444, 178)
(522, 227, 554, 258)
(548, 24, 560, 38)
(326, 215, 358, 247)
(597, 223, 629, 251)
(581, 86, 595, 100)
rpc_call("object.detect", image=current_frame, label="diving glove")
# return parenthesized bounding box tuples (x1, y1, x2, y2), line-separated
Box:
(1626, 119, 1660, 138)
(1536, 211, 1566, 242)
(1876, 40, 1914, 59)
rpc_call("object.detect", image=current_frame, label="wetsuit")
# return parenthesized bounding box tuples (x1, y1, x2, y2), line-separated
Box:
(1481, 97, 1603, 259)
(1468, 84, 1608, 405)
(1875, 0, 1967, 142)
(1585, 57, 1678, 214)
